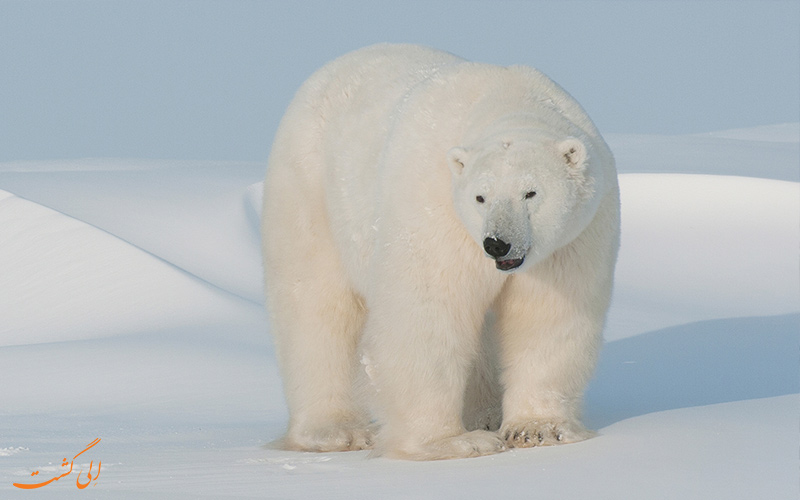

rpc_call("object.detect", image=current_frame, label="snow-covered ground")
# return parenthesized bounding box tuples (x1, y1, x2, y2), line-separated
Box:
(1, 124, 798, 499)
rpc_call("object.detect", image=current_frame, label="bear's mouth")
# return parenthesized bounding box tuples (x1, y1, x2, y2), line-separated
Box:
(495, 257, 524, 271)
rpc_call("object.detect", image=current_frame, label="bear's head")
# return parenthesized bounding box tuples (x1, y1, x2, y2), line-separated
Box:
(447, 129, 603, 272)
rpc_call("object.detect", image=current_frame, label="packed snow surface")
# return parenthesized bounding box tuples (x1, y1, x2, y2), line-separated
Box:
(1, 124, 798, 498)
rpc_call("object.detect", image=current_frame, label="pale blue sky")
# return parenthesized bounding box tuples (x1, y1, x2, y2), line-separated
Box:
(1, 0, 798, 161)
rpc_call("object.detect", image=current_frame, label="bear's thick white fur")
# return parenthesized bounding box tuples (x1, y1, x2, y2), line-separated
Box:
(262, 44, 620, 460)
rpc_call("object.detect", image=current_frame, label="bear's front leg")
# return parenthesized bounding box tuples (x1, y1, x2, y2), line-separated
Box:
(495, 249, 611, 449)
(363, 308, 507, 459)
(362, 245, 508, 460)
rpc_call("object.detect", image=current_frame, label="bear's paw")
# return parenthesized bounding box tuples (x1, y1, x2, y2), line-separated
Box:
(282, 424, 375, 452)
(387, 430, 507, 460)
(500, 419, 595, 448)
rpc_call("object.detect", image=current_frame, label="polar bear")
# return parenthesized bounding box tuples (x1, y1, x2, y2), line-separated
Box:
(262, 44, 619, 460)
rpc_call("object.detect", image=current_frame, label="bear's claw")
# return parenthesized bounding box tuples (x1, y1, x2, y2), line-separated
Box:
(501, 420, 593, 448)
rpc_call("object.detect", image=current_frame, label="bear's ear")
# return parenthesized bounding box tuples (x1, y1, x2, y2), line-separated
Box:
(447, 147, 469, 176)
(558, 138, 587, 169)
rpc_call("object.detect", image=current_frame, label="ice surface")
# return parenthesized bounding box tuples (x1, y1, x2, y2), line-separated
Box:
(0, 126, 797, 498)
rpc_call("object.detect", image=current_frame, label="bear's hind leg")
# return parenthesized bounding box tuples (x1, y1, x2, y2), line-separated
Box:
(264, 185, 372, 452)
(267, 257, 373, 452)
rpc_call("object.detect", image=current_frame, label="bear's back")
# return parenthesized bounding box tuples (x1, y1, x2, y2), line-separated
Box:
(267, 44, 613, 296)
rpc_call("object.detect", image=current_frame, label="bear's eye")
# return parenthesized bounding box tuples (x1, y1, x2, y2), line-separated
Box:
(524, 191, 536, 200)
(476, 195, 485, 204)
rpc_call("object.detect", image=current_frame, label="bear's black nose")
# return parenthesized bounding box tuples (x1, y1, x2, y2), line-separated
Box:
(483, 237, 511, 258)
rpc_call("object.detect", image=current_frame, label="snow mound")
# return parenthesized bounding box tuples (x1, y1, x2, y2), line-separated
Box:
(0, 160, 267, 303)
(0, 190, 261, 346)
(607, 127, 799, 182)
(700, 122, 800, 143)
(609, 174, 800, 339)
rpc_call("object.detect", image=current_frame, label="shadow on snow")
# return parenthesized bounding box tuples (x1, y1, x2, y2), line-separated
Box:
(584, 313, 800, 429)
